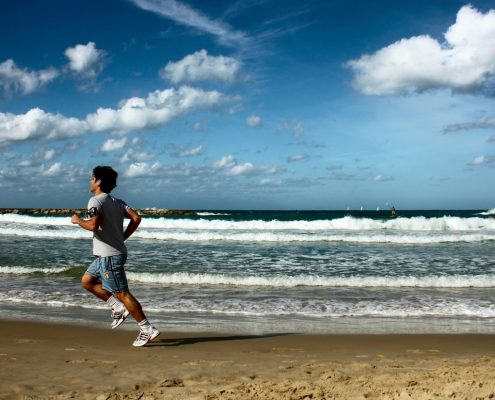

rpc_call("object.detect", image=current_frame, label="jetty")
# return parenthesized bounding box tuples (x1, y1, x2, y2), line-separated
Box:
(0, 208, 197, 217)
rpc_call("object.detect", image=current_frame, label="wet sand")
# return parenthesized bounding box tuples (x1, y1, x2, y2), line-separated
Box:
(1, 320, 494, 399)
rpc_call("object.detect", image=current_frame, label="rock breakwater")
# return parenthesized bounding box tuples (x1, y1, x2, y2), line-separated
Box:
(0, 208, 197, 216)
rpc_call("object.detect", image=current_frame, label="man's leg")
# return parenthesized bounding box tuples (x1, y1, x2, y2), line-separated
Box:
(115, 290, 160, 347)
(95, 255, 159, 345)
(81, 273, 112, 301)
(114, 291, 146, 322)
(82, 272, 127, 328)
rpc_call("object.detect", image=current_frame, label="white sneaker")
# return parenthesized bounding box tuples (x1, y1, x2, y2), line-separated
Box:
(132, 327, 160, 347)
(111, 307, 130, 329)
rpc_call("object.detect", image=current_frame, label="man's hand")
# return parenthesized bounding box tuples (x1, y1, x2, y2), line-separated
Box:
(71, 214, 100, 232)
(124, 208, 141, 240)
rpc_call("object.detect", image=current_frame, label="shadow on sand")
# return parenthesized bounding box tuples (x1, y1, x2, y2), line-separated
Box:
(146, 333, 292, 347)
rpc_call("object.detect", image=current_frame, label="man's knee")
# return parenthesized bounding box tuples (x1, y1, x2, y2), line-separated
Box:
(81, 274, 96, 291)
(115, 291, 141, 307)
(115, 291, 132, 302)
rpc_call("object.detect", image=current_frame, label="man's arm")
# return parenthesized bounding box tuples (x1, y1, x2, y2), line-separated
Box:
(71, 214, 101, 232)
(123, 207, 141, 240)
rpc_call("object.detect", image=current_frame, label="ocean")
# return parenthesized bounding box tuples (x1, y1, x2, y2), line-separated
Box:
(0, 209, 494, 334)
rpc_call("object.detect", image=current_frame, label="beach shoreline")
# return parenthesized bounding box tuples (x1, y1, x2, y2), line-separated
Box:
(1, 320, 494, 400)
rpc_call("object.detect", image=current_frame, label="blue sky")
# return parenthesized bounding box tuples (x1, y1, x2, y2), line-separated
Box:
(1, 0, 494, 210)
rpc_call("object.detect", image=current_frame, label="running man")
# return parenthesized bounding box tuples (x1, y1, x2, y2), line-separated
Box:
(71, 166, 159, 347)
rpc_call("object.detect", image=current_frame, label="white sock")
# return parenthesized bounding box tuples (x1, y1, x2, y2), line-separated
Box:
(106, 295, 124, 311)
(138, 319, 152, 331)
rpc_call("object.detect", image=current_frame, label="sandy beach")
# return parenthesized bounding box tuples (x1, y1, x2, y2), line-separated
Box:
(0, 321, 494, 399)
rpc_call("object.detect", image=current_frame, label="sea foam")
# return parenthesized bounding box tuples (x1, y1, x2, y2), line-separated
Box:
(125, 271, 495, 288)
(1, 213, 494, 243)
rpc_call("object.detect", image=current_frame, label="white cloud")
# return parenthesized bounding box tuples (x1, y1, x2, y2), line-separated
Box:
(0, 59, 58, 95)
(65, 42, 106, 78)
(213, 155, 236, 169)
(347, 5, 495, 96)
(259, 178, 281, 186)
(123, 162, 162, 178)
(212, 155, 253, 176)
(43, 149, 56, 161)
(86, 86, 230, 133)
(264, 166, 285, 175)
(443, 117, 495, 133)
(468, 155, 495, 166)
(192, 121, 203, 131)
(227, 162, 254, 176)
(212, 155, 281, 177)
(246, 115, 262, 128)
(373, 175, 394, 182)
(0, 85, 234, 145)
(161, 49, 241, 84)
(120, 148, 156, 163)
(17, 160, 32, 167)
(288, 154, 308, 163)
(100, 137, 127, 152)
(130, 0, 248, 47)
(16, 147, 58, 168)
(175, 145, 204, 157)
(40, 162, 63, 177)
(277, 120, 306, 137)
(293, 121, 305, 137)
(0, 108, 88, 144)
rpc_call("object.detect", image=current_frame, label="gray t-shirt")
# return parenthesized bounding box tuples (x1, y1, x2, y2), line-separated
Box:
(87, 193, 130, 257)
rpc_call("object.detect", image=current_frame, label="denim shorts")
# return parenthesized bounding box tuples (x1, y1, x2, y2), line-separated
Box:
(86, 254, 129, 293)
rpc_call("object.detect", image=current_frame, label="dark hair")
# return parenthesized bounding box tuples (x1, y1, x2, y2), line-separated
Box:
(93, 166, 118, 193)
